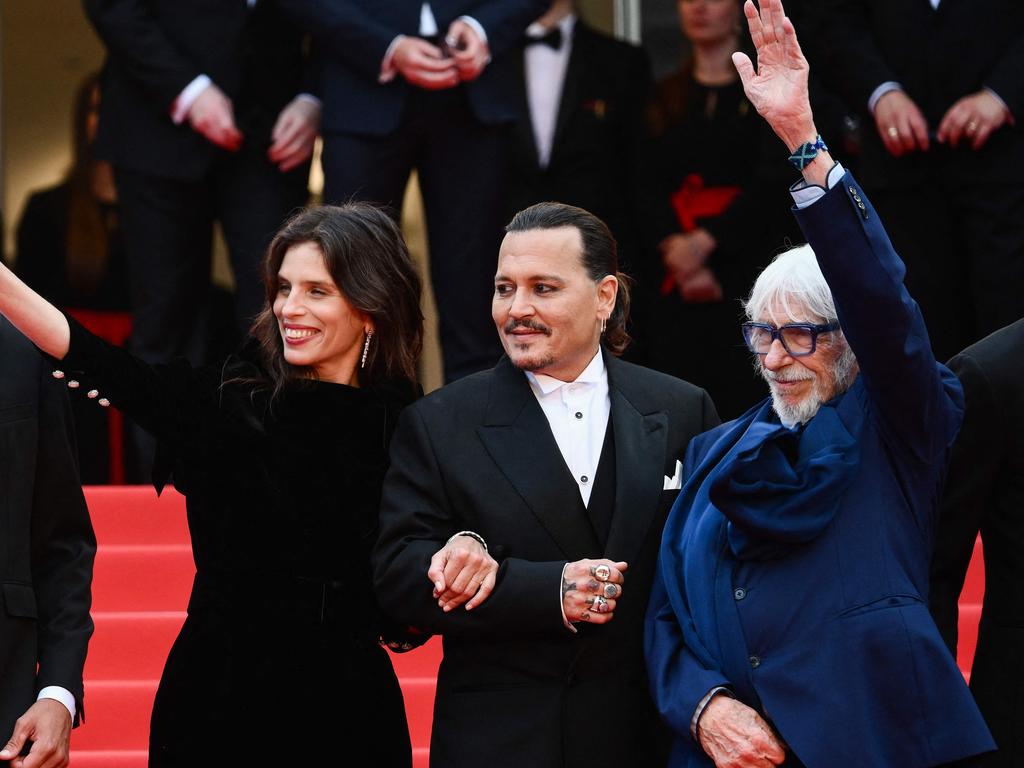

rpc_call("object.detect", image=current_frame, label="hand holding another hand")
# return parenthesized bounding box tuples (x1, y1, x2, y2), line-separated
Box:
(874, 89, 930, 156)
(446, 20, 489, 83)
(427, 534, 498, 611)
(937, 89, 1010, 151)
(392, 37, 459, 91)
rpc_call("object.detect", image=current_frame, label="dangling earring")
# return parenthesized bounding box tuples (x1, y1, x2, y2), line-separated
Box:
(600, 317, 607, 334)
(360, 329, 374, 369)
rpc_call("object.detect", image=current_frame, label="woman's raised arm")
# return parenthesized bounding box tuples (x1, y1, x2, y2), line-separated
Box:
(0, 260, 71, 358)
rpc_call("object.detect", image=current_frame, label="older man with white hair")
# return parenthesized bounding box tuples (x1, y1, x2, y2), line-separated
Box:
(645, 1, 996, 766)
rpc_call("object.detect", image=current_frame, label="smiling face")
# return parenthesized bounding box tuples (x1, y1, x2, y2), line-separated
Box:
(678, 0, 740, 46)
(492, 227, 617, 382)
(272, 241, 370, 385)
(758, 300, 851, 427)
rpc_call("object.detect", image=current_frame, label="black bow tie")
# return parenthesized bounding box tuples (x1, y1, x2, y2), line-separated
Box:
(524, 27, 563, 51)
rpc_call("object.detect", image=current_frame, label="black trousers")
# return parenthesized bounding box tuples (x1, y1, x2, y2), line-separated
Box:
(321, 87, 507, 382)
(867, 181, 1024, 364)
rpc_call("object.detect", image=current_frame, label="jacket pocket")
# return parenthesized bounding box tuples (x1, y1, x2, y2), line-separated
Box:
(2, 582, 38, 619)
(839, 593, 922, 618)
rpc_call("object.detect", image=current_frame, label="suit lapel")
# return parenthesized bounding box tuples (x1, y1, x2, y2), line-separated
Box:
(550, 20, 585, 164)
(477, 358, 602, 560)
(513, 53, 543, 170)
(604, 355, 669, 564)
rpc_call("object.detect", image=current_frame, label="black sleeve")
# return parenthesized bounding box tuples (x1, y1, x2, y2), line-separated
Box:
(31, 366, 96, 724)
(57, 313, 213, 455)
(929, 352, 1002, 654)
(372, 405, 569, 640)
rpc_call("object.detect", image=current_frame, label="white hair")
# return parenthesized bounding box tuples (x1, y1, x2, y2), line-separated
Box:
(745, 244, 860, 426)
(744, 244, 837, 323)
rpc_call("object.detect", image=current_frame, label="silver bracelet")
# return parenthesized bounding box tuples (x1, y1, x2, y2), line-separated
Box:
(446, 530, 488, 552)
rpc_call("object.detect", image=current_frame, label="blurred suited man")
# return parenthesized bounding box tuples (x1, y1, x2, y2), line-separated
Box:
(0, 318, 95, 767)
(932, 318, 1024, 767)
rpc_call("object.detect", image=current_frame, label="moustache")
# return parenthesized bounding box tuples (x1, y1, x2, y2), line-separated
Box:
(504, 319, 552, 336)
(763, 370, 815, 383)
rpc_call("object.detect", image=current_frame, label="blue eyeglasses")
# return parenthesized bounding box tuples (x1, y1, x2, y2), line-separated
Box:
(741, 320, 840, 357)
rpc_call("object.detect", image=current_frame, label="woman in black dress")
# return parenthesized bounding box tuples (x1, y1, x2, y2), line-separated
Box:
(638, 0, 799, 419)
(0, 204, 424, 766)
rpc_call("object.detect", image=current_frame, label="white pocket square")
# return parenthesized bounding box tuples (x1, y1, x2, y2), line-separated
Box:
(663, 460, 683, 490)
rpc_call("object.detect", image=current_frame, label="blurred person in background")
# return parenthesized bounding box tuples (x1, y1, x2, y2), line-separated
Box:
(931, 318, 1024, 768)
(637, 0, 799, 419)
(15, 71, 131, 484)
(812, 0, 1024, 363)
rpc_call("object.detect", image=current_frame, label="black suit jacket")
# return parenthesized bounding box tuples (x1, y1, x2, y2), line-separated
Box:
(931, 318, 1024, 767)
(373, 352, 718, 767)
(84, 0, 310, 181)
(0, 319, 95, 739)
(814, 0, 1024, 187)
(506, 22, 651, 267)
(279, 0, 548, 136)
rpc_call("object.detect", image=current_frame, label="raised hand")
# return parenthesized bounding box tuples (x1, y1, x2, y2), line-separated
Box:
(731, 0, 813, 152)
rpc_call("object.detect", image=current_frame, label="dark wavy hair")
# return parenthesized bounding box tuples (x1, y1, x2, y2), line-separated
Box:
(248, 204, 423, 397)
(504, 202, 632, 355)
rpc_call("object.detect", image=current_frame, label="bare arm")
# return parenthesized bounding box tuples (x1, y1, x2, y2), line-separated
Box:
(0, 260, 70, 358)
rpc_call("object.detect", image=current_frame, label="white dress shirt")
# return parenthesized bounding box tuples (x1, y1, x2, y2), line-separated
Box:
(525, 348, 610, 507)
(523, 14, 577, 168)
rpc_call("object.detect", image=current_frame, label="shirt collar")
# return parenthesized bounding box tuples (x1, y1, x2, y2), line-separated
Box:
(525, 12, 576, 40)
(526, 347, 605, 396)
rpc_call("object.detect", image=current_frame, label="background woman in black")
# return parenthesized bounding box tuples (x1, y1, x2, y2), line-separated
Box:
(639, 0, 799, 419)
(0, 204, 424, 766)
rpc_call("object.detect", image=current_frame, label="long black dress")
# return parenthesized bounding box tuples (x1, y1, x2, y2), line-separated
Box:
(59, 317, 418, 766)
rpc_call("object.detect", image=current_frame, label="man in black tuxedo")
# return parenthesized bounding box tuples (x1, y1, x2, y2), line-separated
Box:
(0, 318, 95, 768)
(279, 0, 548, 382)
(812, 0, 1024, 363)
(374, 203, 718, 767)
(506, 1, 650, 277)
(931, 318, 1024, 768)
(83, 0, 318, 365)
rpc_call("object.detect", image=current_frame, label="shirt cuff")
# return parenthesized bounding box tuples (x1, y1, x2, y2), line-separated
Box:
(380, 35, 405, 83)
(37, 686, 76, 721)
(456, 15, 487, 46)
(867, 81, 903, 114)
(171, 74, 212, 124)
(691, 686, 733, 742)
(983, 86, 1015, 125)
(559, 562, 577, 634)
(790, 162, 846, 209)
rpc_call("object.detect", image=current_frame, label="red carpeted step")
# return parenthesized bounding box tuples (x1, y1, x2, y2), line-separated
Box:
(74, 681, 156, 751)
(85, 611, 184, 680)
(399, 677, 437, 748)
(70, 750, 148, 768)
(86, 486, 189, 545)
(91, 546, 194, 612)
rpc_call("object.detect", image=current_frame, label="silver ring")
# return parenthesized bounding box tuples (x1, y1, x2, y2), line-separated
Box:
(593, 564, 611, 582)
(966, 121, 978, 134)
(603, 583, 618, 599)
(593, 596, 608, 613)
(886, 125, 898, 139)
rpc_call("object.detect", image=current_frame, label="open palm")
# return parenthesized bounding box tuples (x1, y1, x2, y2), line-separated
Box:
(732, 0, 814, 147)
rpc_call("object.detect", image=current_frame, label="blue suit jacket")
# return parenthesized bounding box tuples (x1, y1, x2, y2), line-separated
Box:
(645, 174, 996, 767)
(279, 0, 548, 136)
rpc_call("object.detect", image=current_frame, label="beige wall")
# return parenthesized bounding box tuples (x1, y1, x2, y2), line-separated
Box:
(2, 0, 105, 262)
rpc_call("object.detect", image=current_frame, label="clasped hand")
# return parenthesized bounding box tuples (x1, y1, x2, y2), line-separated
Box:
(392, 20, 490, 91)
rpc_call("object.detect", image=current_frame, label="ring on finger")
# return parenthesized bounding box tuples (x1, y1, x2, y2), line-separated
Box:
(593, 564, 611, 582)
(886, 125, 898, 139)
(593, 596, 608, 613)
(966, 121, 978, 134)
(602, 583, 618, 599)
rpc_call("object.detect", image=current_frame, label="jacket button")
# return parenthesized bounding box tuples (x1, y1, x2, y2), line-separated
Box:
(749, 655, 761, 669)
(733, 587, 747, 601)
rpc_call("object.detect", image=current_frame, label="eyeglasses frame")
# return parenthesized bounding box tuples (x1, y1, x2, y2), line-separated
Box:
(740, 320, 841, 357)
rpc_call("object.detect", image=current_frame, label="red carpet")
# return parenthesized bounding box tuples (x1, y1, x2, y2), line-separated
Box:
(71, 486, 984, 766)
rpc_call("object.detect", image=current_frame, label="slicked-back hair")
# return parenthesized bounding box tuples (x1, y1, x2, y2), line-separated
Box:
(249, 203, 423, 398)
(504, 202, 632, 355)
